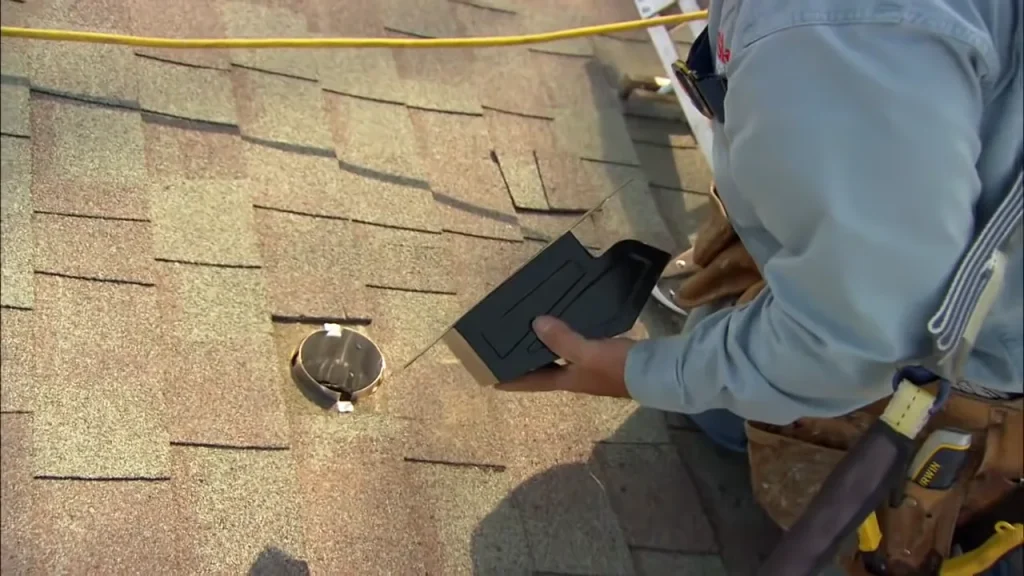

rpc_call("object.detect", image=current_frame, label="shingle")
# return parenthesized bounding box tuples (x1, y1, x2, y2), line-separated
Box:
(389, 29, 481, 116)
(142, 115, 247, 180)
(30, 479, 198, 574)
(485, 109, 559, 154)
(495, 150, 549, 210)
(602, 405, 674, 444)
(382, 346, 489, 423)
(32, 276, 171, 478)
(0, 37, 30, 78)
(406, 80, 485, 116)
(22, 0, 132, 32)
(647, 186, 712, 249)
(450, 0, 528, 111)
(342, 169, 444, 233)
(531, 38, 596, 58)
(410, 110, 521, 240)
(626, 115, 698, 148)
(471, 48, 553, 118)
(0, 133, 31, 188)
(130, 0, 230, 69)
(0, 308, 33, 412)
(413, 463, 532, 575)
(157, 261, 273, 342)
(317, 49, 405, 104)
(450, 1, 521, 31)
(631, 551, 728, 576)
(450, 0, 520, 13)
(593, 34, 665, 85)
(33, 214, 154, 284)
(500, 392, 671, 454)
(245, 140, 352, 219)
(624, 91, 687, 120)
(520, 9, 597, 57)
(138, 58, 237, 125)
(233, 69, 332, 149)
(253, 208, 365, 320)
(30, 95, 150, 219)
(325, 92, 427, 184)
(382, 348, 510, 466)
(323, 93, 442, 232)
(594, 443, 718, 552)
(289, 415, 434, 574)
(150, 179, 261, 266)
(670, 429, 782, 576)
(523, 7, 599, 57)
(444, 233, 533, 306)
(27, 39, 139, 106)
(350, 222, 455, 293)
(0, 81, 29, 137)
(516, 211, 602, 248)
(510, 450, 635, 575)
(554, 107, 640, 166)
(587, 162, 678, 252)
(288, 413, 516, 573)
(1, 137, 34, 308)
(391, 38, 476, 90)
(1, 414, 36, 571)
(430, 160, 522, 241)
(172, 446, 307, 574)
(220, 0, 318, 80)
(535, 150, 604, 211)
(635, 142, 713, 193)
(535, 52, 616, 111)
(381, 0, 462, 38)
(364, 287, 462, 369)
(163, 333, 291, 448)
(307, 0, 384, 36)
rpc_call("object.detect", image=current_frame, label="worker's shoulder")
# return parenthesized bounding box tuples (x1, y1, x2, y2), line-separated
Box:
(727, 0, 1014, 73)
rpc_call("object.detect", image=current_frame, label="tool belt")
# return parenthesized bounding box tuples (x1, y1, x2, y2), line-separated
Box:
(747, 396, 1023, 575)
(675, 187, 1024, 575)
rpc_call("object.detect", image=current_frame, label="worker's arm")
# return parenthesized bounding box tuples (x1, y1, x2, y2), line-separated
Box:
(624, 22, 987, 424)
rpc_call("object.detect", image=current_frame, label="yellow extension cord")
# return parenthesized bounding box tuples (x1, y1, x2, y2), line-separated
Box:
(0, 11, 707, 49)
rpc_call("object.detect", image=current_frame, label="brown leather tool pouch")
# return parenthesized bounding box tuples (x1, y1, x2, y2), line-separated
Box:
(746, 412, 873, 529)
(674, 185, 767, 309)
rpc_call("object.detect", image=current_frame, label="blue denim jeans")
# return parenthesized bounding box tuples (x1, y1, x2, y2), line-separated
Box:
(688, 408, 749, 452)
(680, 303, 751, 453)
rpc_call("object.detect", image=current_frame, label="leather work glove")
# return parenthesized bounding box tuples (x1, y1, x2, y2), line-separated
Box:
(672, 186, 767, 309)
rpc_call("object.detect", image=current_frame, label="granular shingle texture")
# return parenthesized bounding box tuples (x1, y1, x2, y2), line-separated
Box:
(0, 1, 727, 572)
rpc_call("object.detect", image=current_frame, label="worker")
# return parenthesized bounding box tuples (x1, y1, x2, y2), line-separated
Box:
(499, 0, 1022, 574)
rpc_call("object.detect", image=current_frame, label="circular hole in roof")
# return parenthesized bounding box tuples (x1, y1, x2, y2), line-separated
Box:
(291, 327, 385, 406)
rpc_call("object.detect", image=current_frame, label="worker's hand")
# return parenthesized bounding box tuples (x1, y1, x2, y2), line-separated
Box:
(496, 316, 634, 398)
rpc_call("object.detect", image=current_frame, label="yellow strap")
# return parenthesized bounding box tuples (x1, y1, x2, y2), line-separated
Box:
(880, 380, 937, 439)
(940, 522, 1024, 576)
(858, 512, 883, 552)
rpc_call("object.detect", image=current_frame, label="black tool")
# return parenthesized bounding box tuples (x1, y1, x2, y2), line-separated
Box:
(444, 232, 670, 386)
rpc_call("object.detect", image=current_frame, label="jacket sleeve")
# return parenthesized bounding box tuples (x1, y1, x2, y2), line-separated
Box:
(624, 22, 986, 424)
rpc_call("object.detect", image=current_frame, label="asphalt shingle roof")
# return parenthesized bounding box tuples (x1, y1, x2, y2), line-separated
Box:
(0, 0, 728, 573)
